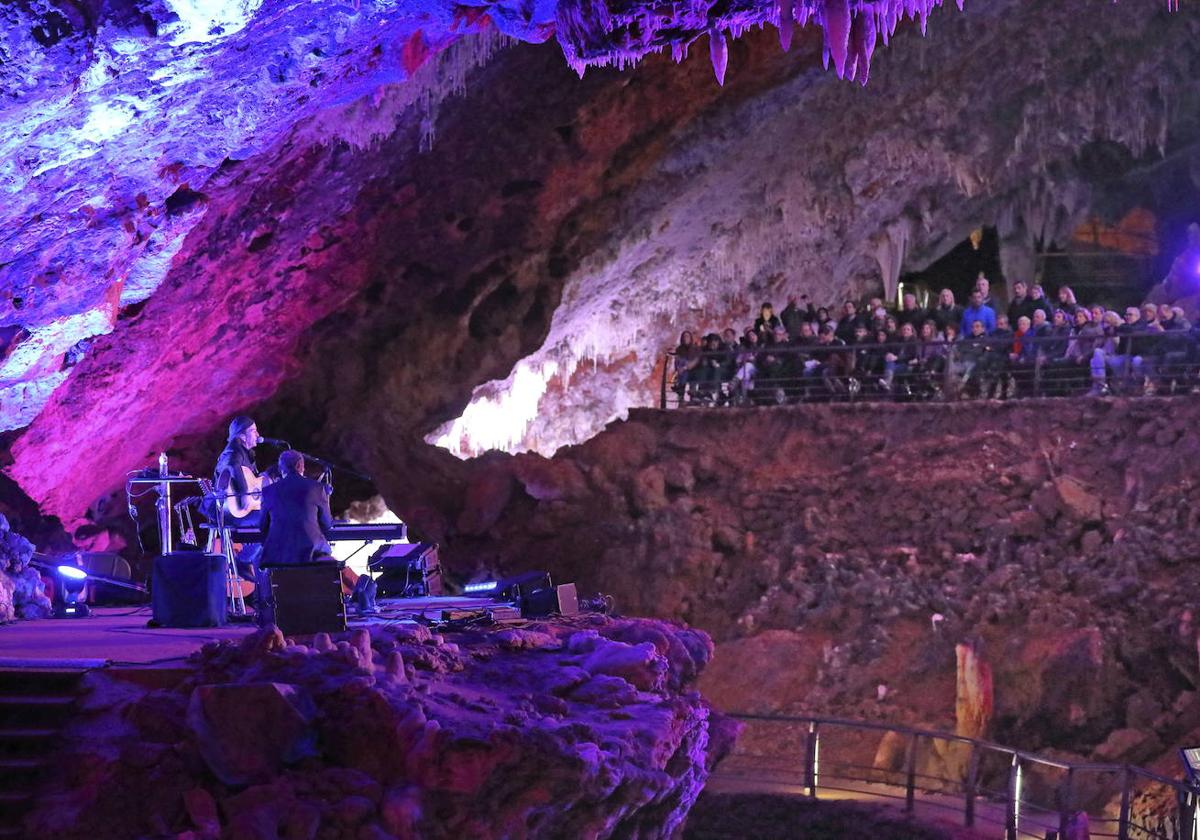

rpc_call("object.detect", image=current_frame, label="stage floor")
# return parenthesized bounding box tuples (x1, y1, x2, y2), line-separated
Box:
(0, 596, 503, 668)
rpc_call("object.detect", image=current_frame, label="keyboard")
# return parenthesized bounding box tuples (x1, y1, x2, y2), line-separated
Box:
(227, 521, 408, 543)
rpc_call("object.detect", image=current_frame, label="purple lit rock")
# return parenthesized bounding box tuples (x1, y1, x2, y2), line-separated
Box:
(25, 616, 734, 839)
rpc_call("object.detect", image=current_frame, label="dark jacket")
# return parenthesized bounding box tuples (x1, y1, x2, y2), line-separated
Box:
(260, 474, 335, 566)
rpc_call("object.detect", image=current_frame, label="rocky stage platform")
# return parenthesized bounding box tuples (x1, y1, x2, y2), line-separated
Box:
(3, 605, 734, 839)
(0, 598, 528, 668)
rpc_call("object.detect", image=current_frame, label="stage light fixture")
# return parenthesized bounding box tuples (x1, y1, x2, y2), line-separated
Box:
(463, 581, 498, 594)
(54, 564, 91, 618)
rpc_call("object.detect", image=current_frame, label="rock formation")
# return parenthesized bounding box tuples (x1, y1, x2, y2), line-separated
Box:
(25, 616, 733, 839)
(398, 397, 1200, 762)
(6, 3, 1200, 532)
(0, 514, 52, 622)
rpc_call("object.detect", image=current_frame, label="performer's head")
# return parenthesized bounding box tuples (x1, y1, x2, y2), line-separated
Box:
(227, 415, 258, 448)
(279, 449, 305, 477)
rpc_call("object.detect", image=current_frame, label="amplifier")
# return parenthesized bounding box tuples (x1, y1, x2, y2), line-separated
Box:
(151, 553, 226, 628)
(522, 583, 579, 618)
(368, 542, 442, 598)
(262, 563, 346, 636)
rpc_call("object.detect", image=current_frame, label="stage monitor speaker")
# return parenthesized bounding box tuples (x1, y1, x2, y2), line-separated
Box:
(368, 542, 442, 598)
(263, 562, 346, 636)
(151, 553, 227, 628)
(522, 583, 579, 618)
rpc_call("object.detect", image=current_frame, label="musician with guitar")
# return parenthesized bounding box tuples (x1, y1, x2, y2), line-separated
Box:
(212, 416, 280, 590)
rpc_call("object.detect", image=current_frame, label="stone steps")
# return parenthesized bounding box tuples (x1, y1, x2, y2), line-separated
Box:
(0, 669, 86, 834)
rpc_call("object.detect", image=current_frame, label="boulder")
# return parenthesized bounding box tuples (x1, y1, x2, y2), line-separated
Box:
(1056, 476, 1103, 523)
(186, 683, 317, 786)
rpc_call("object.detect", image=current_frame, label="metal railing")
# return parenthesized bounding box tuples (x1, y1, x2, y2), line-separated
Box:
(660, 332, 1200, 409)
(713, 714, 1198, 840)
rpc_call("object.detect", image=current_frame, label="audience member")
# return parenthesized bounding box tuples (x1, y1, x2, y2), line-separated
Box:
(960, 290, 997, 335)
(931, 289, 963, 333)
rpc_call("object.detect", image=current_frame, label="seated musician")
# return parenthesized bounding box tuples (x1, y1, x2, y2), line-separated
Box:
(260, 450, 335, 566)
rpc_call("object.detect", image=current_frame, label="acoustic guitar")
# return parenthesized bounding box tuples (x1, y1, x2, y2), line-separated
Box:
(224, 466, 268, 518)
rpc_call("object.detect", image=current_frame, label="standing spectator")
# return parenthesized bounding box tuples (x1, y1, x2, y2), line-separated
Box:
(931, 288, 964, 333)
(781, 295, 815, 338)
(975, 274, 998, 311)
(1056, 286, 1080, 316)
(1007, 281, 1035, 326)
(672, 331, 702, 402)
(754, 302, 782, 340)
(960, 290, 997, 336)
(1029, 284, 1054, 320)
(897, 292, 927, 330)
(836, 301, 864, 343)
(815, 307, 833, 333)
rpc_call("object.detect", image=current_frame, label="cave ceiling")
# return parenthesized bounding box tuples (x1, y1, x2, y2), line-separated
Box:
(1, 0, 1198, 529)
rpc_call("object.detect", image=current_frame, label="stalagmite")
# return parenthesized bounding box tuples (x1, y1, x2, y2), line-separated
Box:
(955, 639, 993, 739)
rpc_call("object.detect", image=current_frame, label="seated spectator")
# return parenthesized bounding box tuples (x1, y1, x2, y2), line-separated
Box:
(882, 321, 921, 396)
(732, 329, 760, 403)
(1040, 309, 1076, 394)
(1064, 309, 1107, 396)
(1089, 304, 1106, 327)
(694, 333, 726, 403)
(911, 320, 947, 395)
(979, 316, 1014, 398)
(931, 288, 963, 333)
(1109, 306, 1152, 394)
(757, 325, 796, 403)
(960, 290, 997, 336)
(957, 320, 993, 396)
(884, 314, 899, 337)
(811, 323, 852, 396)
(1008, 315, 1039, 396)
(672, 330, 701, 401)
(754, 302, 782, 340)
(720, 328, 741, 393)
(815, 307, 833, 333)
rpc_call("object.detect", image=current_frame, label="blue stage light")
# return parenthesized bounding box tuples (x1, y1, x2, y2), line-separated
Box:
(54, 564, 90, 618)
(463, 581, 498, 594)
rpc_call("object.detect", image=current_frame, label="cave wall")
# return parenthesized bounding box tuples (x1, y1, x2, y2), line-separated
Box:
(9, 1, 1200, 533)
(412, 396, 1200, 758)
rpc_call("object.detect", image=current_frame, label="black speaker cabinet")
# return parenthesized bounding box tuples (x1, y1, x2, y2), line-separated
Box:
(151, 553, 227, 628)
(262, 563, 346, 636)
(368, 542, 442, 598)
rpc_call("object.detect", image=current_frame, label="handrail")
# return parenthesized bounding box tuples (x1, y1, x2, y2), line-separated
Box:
(717, 713, 1199, 840)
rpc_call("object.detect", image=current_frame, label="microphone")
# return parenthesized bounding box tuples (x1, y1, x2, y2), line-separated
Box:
(260, 437, 291, 449)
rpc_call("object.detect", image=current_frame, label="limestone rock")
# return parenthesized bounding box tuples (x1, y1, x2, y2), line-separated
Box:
(186, 682, 317, 786)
